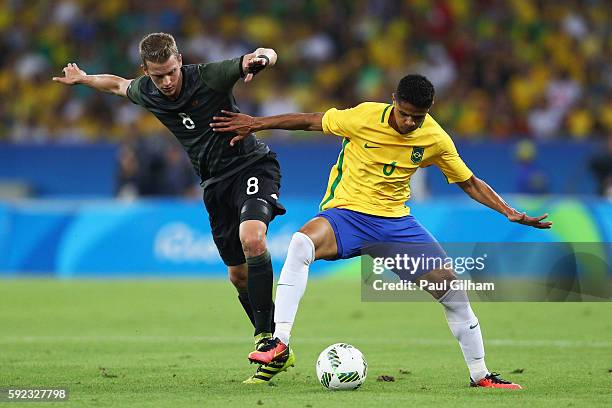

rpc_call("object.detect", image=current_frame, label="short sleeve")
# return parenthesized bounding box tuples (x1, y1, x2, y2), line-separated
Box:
(321, 105, 364, 138)
(126, 76, 146, 106)
(432, 135, 473, 184)
(198, 57, 242, 93)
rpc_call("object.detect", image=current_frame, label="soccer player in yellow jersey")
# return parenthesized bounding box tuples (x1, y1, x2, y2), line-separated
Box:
(211, 75, 552, 389)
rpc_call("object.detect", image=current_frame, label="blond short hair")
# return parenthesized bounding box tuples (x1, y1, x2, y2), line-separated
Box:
(139, 32, 179, 67)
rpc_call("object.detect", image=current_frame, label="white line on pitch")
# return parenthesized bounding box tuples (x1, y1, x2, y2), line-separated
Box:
(0, 336, 610, 348)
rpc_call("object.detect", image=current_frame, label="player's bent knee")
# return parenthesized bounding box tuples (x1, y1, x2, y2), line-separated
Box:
(287, 232, 315, 266)
(240, 231, 267, 257)
(239, 198, 273, 258)
(298, 217, 337, 260)
(239, 218, 268, 256)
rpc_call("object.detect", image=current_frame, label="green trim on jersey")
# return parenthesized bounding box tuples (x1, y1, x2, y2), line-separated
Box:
(380, 104, 392, 123)
(320, 138, 350, 211)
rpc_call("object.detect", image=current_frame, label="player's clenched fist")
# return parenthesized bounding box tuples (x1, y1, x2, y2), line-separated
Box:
(52, 63, 87, 85)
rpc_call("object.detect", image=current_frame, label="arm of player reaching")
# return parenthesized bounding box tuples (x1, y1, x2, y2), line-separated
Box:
(210, 110, 324, 146)
(53, 63, 132, 97)
(241, 48, 278, 83)
(457, 175, 552, 229)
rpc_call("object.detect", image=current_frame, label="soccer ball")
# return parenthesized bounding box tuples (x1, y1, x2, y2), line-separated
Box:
(316, 343, 367, 390)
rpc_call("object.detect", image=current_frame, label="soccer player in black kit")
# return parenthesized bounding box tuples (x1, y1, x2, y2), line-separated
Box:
(53, 32, 294, 383)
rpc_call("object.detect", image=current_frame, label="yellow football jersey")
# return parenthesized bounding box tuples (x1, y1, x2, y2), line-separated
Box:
(320, 102, 473, 217)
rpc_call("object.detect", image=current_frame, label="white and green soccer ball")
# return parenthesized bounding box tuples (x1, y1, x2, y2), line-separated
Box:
(316, 343, 367, 390)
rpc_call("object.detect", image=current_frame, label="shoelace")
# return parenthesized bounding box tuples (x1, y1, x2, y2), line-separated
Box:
(256, 338, 278, 352)
(486, 372, 513, 384)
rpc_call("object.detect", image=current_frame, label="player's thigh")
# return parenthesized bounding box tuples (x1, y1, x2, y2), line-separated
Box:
(235, 155, 286, 221)
(203, 184, 245, 267)
(299, 217, 338, 260)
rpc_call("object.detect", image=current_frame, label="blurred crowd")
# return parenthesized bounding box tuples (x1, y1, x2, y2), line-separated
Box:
(3, 0, 612, 144)
(1, 0, 611, 196)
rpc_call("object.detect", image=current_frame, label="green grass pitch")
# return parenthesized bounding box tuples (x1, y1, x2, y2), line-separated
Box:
(1, 279, 611, 407)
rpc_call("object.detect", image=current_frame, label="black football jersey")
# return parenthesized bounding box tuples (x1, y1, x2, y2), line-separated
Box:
(127, 57, 269, 187)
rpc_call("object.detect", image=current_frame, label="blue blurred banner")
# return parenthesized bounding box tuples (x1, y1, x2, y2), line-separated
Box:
(0, 197, 610, 278)
(0, 140, 600, 197)
(0, 199, 325, 277)
(0, 143, 118, 197)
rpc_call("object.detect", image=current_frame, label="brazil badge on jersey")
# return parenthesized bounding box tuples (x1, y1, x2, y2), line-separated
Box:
(410, 147, 425, 165)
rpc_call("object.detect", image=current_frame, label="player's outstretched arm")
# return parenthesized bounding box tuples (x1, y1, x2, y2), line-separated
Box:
(52, 63, 132, 97)
(457, 175, 552, 229)
(210, 110, 324, 146)
(241, 48, 278, 83)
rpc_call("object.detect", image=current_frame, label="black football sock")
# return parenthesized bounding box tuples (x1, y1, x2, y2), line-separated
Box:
(270, 300, 276, 335)
(237, 289, 255, 328)
(246, 251, 274, 336)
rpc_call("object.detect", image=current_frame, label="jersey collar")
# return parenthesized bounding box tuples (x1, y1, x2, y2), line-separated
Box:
(380, 103, 393, 128)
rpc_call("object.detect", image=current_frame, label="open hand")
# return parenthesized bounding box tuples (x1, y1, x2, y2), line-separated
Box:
(52, 63, 87, 85)
(508, 211, 552, 229)
(210, 110, 256, 146)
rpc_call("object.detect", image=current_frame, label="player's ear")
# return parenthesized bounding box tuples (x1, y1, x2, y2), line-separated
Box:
(178, 54, 183, 67)
(392, 93, 396, 104)
(141, 63, 149, 76)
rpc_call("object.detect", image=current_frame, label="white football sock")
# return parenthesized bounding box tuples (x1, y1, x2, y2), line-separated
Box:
(439, 288, 489, 381)
(273, 232, 315, 345)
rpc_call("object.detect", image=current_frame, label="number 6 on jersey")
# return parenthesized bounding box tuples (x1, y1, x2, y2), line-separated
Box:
(179, 113, 195, 129)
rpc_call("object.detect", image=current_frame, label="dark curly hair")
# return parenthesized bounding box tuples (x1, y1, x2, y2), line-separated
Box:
(396, 74, 435, 109)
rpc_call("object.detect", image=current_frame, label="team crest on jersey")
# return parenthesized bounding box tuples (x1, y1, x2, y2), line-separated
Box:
(411, 147, 425, 164)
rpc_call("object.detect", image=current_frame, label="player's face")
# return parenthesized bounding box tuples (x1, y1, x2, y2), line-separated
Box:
(143, 54, 183, 99)
(391, 95, 430, 134)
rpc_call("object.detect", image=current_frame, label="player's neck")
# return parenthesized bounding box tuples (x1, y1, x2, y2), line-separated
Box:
(388, 108, 401, 134)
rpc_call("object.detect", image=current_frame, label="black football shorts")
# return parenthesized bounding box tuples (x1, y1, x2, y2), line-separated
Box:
(203, 152, 286, 266)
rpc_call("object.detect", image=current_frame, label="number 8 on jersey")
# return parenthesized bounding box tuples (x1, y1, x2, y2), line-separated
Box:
(246, 177, 259, 195)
